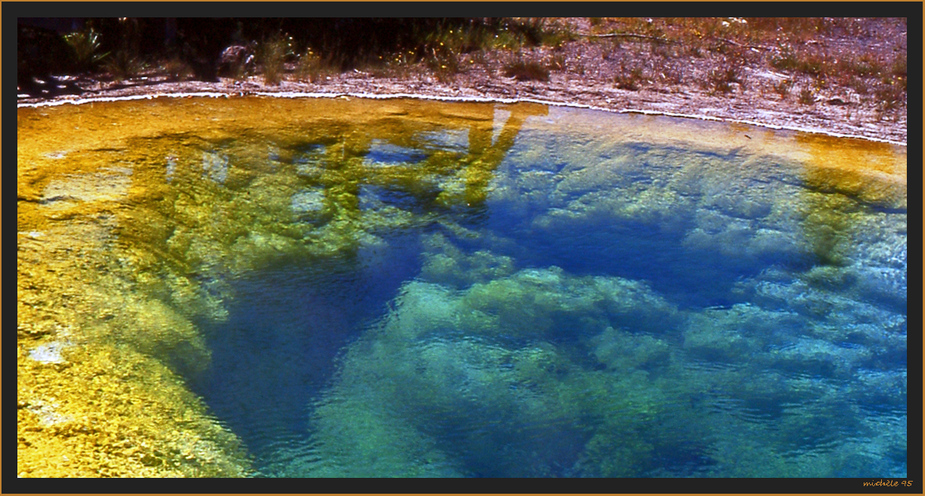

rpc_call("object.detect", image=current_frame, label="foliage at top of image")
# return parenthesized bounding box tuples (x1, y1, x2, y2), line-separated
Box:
(19, 17, 906, 119)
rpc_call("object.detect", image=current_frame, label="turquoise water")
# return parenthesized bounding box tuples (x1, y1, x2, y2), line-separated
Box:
(24, 97, 904, 478)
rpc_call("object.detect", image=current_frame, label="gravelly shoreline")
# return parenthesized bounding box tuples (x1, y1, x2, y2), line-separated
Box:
(17, 76, 908, 146)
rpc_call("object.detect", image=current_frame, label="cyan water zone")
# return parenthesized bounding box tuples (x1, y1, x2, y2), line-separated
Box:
(17, 97, 906, 478)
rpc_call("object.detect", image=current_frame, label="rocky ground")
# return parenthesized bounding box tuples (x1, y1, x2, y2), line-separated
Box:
(18, 17, 907, 145)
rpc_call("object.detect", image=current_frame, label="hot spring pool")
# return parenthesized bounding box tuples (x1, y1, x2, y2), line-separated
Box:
(17, 96, 907, 478)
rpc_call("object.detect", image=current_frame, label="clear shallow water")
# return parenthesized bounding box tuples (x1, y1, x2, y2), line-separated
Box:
(17, 97, 907, 478)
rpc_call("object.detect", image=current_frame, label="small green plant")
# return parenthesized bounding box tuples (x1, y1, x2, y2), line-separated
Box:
(63, 27, 109, 72)
(425, 47, 461, 83)
(771, 42, 826, 76)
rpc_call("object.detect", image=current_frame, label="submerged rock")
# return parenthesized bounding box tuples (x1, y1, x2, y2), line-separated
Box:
(304, 241, 684, 476)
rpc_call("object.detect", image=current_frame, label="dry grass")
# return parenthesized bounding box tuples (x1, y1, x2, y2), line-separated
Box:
(613, 62, 647, 91)
(257, 35, 294, 85)
(102, 49, 143, 82)
(294, 48, 331, 83)
(572, 17, 904, 113)
(503, 57, 550, 82)
(161, 57, 195, 82)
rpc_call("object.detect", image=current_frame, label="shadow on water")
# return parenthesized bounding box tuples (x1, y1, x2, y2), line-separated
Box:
(185, 239, 423, 465)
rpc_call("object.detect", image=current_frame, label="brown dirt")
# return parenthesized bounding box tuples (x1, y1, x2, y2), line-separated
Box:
(18, 17, 907, 143)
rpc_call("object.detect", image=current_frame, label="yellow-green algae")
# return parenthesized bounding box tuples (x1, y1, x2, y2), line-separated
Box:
(17, 206, 249, 477)
(17, 96, 906, 477)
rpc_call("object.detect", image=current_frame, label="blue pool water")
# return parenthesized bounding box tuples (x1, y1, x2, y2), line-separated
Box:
(53, 98, 904, 478)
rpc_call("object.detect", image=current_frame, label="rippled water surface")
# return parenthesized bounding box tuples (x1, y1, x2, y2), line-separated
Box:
(18, 97, 907, 478)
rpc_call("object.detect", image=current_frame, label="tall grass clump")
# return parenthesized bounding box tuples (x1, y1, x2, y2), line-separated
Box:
(64, 27, 109, 73)
(875, 80, 905, 113)
(295, 48, 329, 83)
(257, 34, 294, 85)
(102, 49, 143, 82)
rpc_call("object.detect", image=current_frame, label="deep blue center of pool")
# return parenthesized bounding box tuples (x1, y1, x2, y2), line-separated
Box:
(169, 107, 906, 479)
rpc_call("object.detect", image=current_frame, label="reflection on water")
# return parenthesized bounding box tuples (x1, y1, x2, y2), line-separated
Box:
(17, 97, 906, 478)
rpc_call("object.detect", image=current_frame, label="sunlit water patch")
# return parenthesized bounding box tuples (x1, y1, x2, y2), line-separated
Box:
(17, 97, 906, 478)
